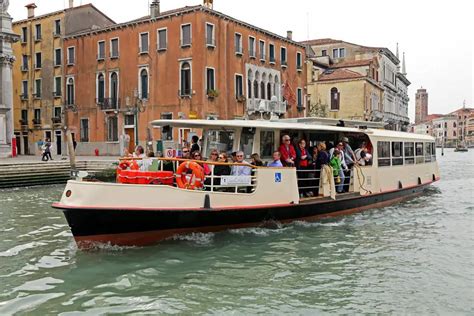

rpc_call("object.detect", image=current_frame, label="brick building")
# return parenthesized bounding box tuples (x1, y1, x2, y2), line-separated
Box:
(415, 88, 428, 124)
(64, 3, 307, 155)
(11, 2, 114, 155)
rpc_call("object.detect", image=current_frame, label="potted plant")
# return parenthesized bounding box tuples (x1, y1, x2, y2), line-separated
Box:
(207, 89, 219, 99)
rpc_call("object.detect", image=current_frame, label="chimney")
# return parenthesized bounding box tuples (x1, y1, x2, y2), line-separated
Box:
(69, 0, 74, 8)
(26, 3, 37, 19)
(150, 0, 160, 19)
(287, 30, 293, 40)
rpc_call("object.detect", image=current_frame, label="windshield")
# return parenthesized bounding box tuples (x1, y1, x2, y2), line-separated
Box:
(205, 129, 235, 157)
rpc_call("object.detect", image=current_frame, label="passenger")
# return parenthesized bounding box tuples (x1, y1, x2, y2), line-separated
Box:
(155, 151, 163, 158)
(330, 149, 345, 193)
(250, 153, 264, 166)
(268, 151, 283, 167)
(213, 152, 232, 187)
(204, 149, 219, 188)
(192, 151, 211, 175)
(181, 147, 191, 159)
(295, 139, 312, 197)
(231, 151, 252, 176)
(341, 137, 356, 168)
(310, 146, 319, 166)
(314, 142, 329, 196)
(139, 151, 155, 171)
(122, 148, 133, 158)
(278, 134, 296, 166)
(133, 145, 146, 158)
(190, 135, 200, 153)
(354, 142, 372, 166)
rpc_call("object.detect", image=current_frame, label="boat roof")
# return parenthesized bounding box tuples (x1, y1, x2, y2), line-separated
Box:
(151, 119, 434, 141)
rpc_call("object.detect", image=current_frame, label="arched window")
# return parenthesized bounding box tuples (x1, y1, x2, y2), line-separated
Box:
(253, 80, 259, 99)
(247, 70, 253, 99)
(330, 87, 340, 110)
(66, 77, 74, 105)
(260, 81, 265, 100)
(180, 62, 191, 96)
(97, 73, 105, 104)
(267, 82, 272, 100)
(140, 69, 148, 99)
(110, 72, 118, 108)
(274, 77, 280, 100)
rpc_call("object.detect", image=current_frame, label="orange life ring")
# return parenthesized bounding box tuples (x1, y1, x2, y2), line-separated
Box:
(119, 160, 139, 170)
(176, 161, 205, 190)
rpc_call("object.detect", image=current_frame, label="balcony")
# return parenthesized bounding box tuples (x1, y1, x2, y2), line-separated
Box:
(20, 94, 28, 101)
(97, 98, 120, 111)
(246, 98, 286, 115)
(53, 91, 62, 98)
(21, 65, 28, 72)
(33, 93, 41, 99)
(19, 119, 28, 126)
(52, 117, 62, 124)
(32, 118, 41, 126)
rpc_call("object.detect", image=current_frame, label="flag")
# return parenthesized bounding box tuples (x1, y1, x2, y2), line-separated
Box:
(283, 80, 296, 108)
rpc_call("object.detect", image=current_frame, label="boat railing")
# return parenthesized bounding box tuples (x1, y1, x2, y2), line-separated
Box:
(294, 167, 355, 194)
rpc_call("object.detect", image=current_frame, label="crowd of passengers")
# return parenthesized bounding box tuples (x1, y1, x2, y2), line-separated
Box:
(123, 134, 372, 197)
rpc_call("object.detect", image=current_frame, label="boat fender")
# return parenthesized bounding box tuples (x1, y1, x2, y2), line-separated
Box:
(203, 194, 211, 209)
(176, 161, 205, 190)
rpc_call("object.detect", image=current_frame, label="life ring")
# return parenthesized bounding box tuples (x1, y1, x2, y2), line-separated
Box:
(176, 161, 205, 190)
(119, 160, 139, 170)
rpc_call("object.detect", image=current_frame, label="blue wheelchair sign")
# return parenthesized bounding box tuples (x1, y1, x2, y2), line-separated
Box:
(275, 172, 282, 183)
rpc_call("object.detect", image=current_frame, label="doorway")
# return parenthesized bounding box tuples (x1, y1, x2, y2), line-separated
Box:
(55, 130, 62, 155)
(22, 135, 29, 155)
(15, 133, 21, 155)
(125, 127, 135, 154)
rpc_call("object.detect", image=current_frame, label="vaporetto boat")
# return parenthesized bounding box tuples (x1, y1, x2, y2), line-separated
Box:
(53, 119, 440, 249)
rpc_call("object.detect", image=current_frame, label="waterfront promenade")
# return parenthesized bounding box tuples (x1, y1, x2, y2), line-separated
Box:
(0, 155, 118, 188)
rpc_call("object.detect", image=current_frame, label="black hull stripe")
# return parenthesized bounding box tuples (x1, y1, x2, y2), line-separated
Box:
(60, 183, 432, 238)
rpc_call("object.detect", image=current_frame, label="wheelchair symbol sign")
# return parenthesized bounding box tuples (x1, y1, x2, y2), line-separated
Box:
(275, 172, 282, 183)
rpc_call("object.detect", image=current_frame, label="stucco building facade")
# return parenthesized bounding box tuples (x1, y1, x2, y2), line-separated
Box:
(11, 3, 114, 155)
(64, 4, 306, 155)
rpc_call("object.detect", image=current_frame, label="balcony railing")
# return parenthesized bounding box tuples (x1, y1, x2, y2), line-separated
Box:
(21, 65, 28, 72)
(52, 117, 62, 124)
(32, 118, 41, 125)
(53, 91, 62, 97)
(20, 94, 28, 100)
(97, 97, 120, 111)
(246, 98, 286, 115)
(19, 119, 28, 126)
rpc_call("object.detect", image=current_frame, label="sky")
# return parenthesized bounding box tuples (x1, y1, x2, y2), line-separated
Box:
(7, 0, 473, 121)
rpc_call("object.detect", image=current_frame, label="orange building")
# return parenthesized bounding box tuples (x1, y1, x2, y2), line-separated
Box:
(64, 3, 307, 155)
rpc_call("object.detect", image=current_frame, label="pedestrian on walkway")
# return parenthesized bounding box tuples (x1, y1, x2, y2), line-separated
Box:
(41, 138, 53, 161)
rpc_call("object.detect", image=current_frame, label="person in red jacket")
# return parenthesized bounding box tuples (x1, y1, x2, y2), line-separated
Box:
(278, 135, 296, 166)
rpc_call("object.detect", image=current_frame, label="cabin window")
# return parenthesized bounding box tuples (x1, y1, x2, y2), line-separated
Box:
(431, 142, 436, 161)
(424, 142, 432, 163)
(404, 142, 415, 165)
(377, 141, 391, 167)
(206, 130, 234, 155)
(415, 142, 424, 164)
(260, 130, 274, 158)
(240, 127, 255, 158)
(161, 113, 173, 140)
(392, 142, 403, 166)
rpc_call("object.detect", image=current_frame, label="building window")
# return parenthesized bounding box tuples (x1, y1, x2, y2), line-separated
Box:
(34, 79, 42, 98)
(110, 38, 119, 58)
(66, 78, 74, 105)
(206, 23, 215, 46)
(235, 74, 243, 98)
(97, 73, 105, 104)
(80, 119, 89, 142)
(67, 47, 75, 65)
(181, 24, 191, 47)
(157, 28, 167, 50)
(269, 43, 275, 63)
(21, 27, 27, 42)
(332, 48, 339, 58)
(54, 77, 62, 97)
(260, 81, 265, 100)
(140, 69, 149, 99)
(21, 81, 28, 99)
(377, 141, 391, 167)
(21, 110, 28, 123)
(107, 116, 118, 142)
(35, 52, 42, 69)
(139, 32, 149, 53)
(392, 142, 403, 165)
(253, 80, 259, 99)
(180, 62, 191, 96)
(97, 41, 105, 60)
(321, 49, 327, 56)
(330, 87, 340, 110)
(110, 72, 119, 108)
(34, 109, 41, 124)
(35, 24, 42, 41)
(54, 48, 61, 66)
(235, 33, 242, 55)
(248, 79, 252, 98)
(339, 48, 345, 58)
(54, 107, 61, 119)
(206, 68, 215, 93)
(267, 82, 272, 100)
(297, 88, 303, 107)
(249, 36, 256, 58)
(296, 52, 302, 70)
(21, 55, 28, 70)
(280, 47, 287, 66)
(54, 19, 61, 36)
(259, 40, 266, 61)
(160, 113, 173, 140)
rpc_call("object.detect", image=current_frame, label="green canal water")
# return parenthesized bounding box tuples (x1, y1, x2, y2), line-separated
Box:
(0, 149, 473, 314)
